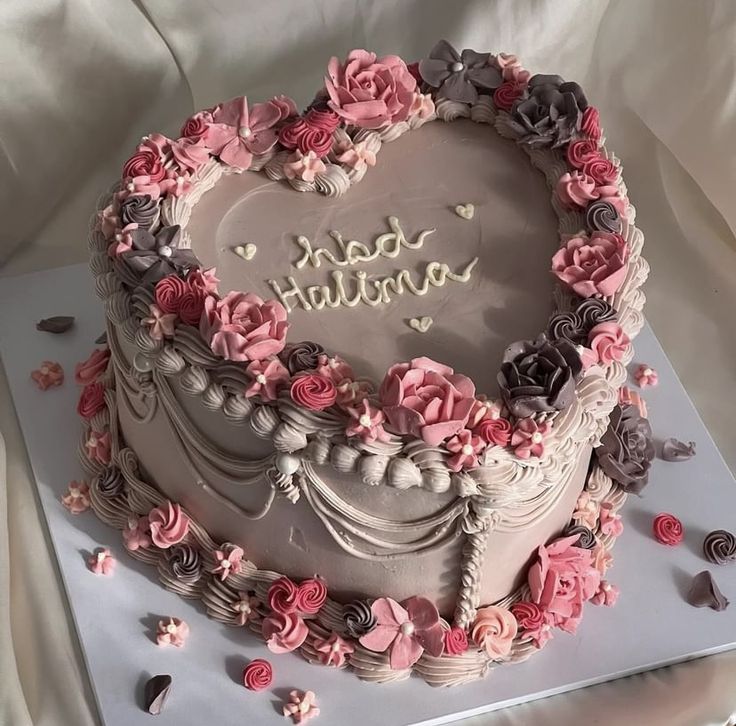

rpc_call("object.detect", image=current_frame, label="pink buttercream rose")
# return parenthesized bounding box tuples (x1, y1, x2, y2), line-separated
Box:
(595, 184, 629, 215)
(85, 430, 111, 465)
(75, 348, 111, 385)
(359, 596, 444, 670)
(169, 136, 210, 174)
(278, 108, 339, 158)
(200, 291, 288, 362)
(591, 580, 619, 606)
(475, 415, 512, 447)
(243, 659, 273, 691)
(77, 382, 106, 420)
(471, 606, 518, 659)
(148, 501, 190, 548)
(581, 106, 602, 143)
(510, 601, 553, 648)
(205, 95, 296, 170)
(154, 275, 188, 315)
(122, 515, 151, 551)
(551, 231, 630, 298)
(528, 535, 601, 632)
(325, 49, 417, 129)
(122, 137, 166, 182)
(180, 109, 214, 143)
(492, 81, 525, 112)
(379, 357, 476, 447)
(583, 157, 618, 186)
(295, 578, 328, 615)
(443, 625, 469, 656)
(556, 171, 599, 209)
(268, 576, 299, 614)
(262, 612, 309, 654)
(566, 139, 600, 170)
(588, 322, 630, 365)
(187, 266, 220, 295)
(290, 373, 337, 411)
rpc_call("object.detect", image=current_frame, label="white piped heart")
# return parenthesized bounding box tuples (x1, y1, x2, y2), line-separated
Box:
(454, 203, 475, 220)
(232, 243, 257, 261)
(408, 316, 433, 333)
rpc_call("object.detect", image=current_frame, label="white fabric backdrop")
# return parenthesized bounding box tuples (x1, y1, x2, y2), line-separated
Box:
(2, 1, 736, 724)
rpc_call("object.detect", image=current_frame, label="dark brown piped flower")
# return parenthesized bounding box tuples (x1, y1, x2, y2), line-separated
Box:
(279, 341, 325, 375)
(498, 334, 583, 418)
(686, 571, 729, 611)
(547, 298, 617, 347)
(595, 404, 655, 494)
(144, 674, 172, 715)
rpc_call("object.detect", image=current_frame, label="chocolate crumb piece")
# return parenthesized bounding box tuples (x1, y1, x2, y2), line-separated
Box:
(686, 571, 729, 611)
(95, 331, 108, 345)
(144, 674, 172, 715)
(36, 316, 75, 334)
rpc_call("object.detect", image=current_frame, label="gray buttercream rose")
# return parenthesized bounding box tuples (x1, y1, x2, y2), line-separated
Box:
(547, 298, 617, 346)
(498, 334, 583, 418)
(595, 404, 655, 494)
(343, 599, 376, 638)
(508, 74, 588, 148)
(120, 194, 161, 230)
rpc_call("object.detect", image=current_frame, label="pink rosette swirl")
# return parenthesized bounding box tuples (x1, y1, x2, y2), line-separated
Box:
(177, 285, 206, 326)
(470, 606, 518, 659)
(122, 137, 166, 182)
(510, 601, 545, 631)
(154, 275, 188, 315)
(475, 416, 512, 447)
(443, 625, 469, 656)
(566, 139, 599, 170)
(268, 576, 299, 614)
(75, 348, 111, 385)
(278, 110, 338, 158)
(180, 109, 214, 143)
(583, 157, 618, 186)
(587, 322, 630, 365)
(243, 659, 273, 691)
(290, 373, 337, 411)
(379, 356, 476, 447)
(77, 382, 106, 420)
(653, 513, 684, 546)
(556, 171, 599, 209)
(581, 106, 602, 142)
(200, 292, 289, 362)
(296, 578, 328, 615)
(325, 49, 417, 129)
(148, 501, 190, 548)
(492, 81, 525, 112)
(262, 612, 308, 654)
(551, 231, 630, 298)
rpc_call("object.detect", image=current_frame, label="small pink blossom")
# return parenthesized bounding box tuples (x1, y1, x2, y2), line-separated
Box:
(75, 348, 111, 385)
(315, 354, 354, 385)
(169, 136, 210, 174)
(314, 632, 354, 667)
(231, 592, 260, 626)
(88, 547, 115, 576)
(572, 491, 599, 529)
(408, 92, 435, 120)
(634, 364, 659, 388)
(511, 418, 551, 459)
(107, 223, 138, 257)
(31, 361, 64, 390)
(556, 171, 599, 209)
(283, 150, 326, 183)
(599, 502, 624, 537)
(122, 515, 151, 551)
(244, 358, 290, 401)
(359, 596, 444, 670)
(283, 690, 320, 724)
(445, 429, 486, 472)
(156, 617, 189, 647)
(335, 378, 373, 407)
(443, 624, 469, 655)
(96, 203, 119, 238)
(118, 174, 163, 201)
(588, 322, 630, 366)
(142, 304, 177, 341)
(335, 138, 377, 173)
(345, 399, 390, 443)
(85, 430, 111, 465)
(212, 544, 244, 580)
(591, 580, 619, 606)
(61, 481, 90, 514)
(495, 53, 531, 84)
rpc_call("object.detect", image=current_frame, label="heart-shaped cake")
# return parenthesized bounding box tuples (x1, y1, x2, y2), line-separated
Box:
(83, 40, 650, 686)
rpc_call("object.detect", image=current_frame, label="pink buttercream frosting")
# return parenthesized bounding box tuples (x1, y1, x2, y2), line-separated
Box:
(492, 81, 525, 112)
(31, 361, 64, 390)
(148, 501, 190, 548)
(591, 580, 619, 606)
(231, 592, 260, 626)
(262, 612, 309, 654)
(268, 576, 300, 614)
(599, 502, 624, 537)
(314, 632, 354, 667)
(315, 354, 354, 384)
(87, 547, 115, 576)
(511, 418, 550, 459)
(123, 137, 166, 182)
(551, 231, 630, 298)
(243, 659, 273, 691)
(528, 535, 601, 632)
(283, 690, 319, 724)
(325, 49, 417, 129)
(379, 357, 476, 447)
(510, 601, 553, 648)
(445, 429, 486, 472)
(278, 109, 339, 157)
(169, 136, 210, 174)
(290, 373, 337, 411)
(595, 184, 629, 215)
(244, 358, 290, 401)
(62, 480, 91, 514)
(619, 385, 648, 418)
(335, 138, 378, 173)
(653, 512, 683, 545)
(77, 382, 106, 420)
(572, 491, 600, 529)
(295, 578, 328, 615)
(359, 596, 444, 670)
(583, 157, 618, 186)
(283, 150, 327, 182)
(443, 624, 469, 656)
(581, 106, 602, 143)
(471, 605, 518, 659)
(75, 348, 111, 386)
(475, 415, 512, 447)
(156, 617, 189, 647)
(142, 304, 177, 341)
(122, 514, 151, 551)
(345, 398, 390, 443)
(634, 364, 659, 388)
(556, 171, 599, 209)
(566, 139, 599, 170)
(85, 430, 111, 465)
(588, 322, 630, 366)
(180, 109, 214, 143)
(212, 545, 244, 580)
(200, 292, 289, 362)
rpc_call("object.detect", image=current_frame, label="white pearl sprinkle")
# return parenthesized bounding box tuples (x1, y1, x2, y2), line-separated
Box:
(331, 641, 341, 652)
(643, 367, 653, 377)
(238, 126, 251, 138)
(166, 623, 177, 634)
(158, 244, 173, 258)
(329, 358, 339, 368)
(603, 583, 611, 592)
(359, 414, 372, 428)
(400, 621, 415, 636)
(88, 436, 97, 447)
(40, 366, 50, 375)
(451, 61, 465, 73)
(531, 432, 543, 444)
(220, 559, 231, 568)
(97, 551, 106, 562)
(114, 233, 123, 242)
(127, 182, 135, 191)
(256, 374, 267, 385)
(489, 408, 500, 420)
(462, 444, 474, 456)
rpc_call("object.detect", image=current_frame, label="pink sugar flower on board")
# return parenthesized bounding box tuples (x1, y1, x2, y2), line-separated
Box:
(31, 361, 64, 390)
(85, 430, 111, 465)
(283, 690, 320, 724)
(591, 580, 619, 607)
(122, 514, 152, 552)
(634, 364, 658, 388)
(212, 544, 244, 580)
(88, 547, 115, 576)
(314, 632, 354, 667)
(156, 617, 189, 647)
(61, 480, 91, 514)
(359, 596, 444, 670)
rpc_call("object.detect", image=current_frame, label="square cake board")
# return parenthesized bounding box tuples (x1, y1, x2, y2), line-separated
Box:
(1, 263, 735, 726)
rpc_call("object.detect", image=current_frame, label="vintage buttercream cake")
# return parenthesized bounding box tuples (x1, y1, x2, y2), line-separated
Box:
(79, 40, 653, 686)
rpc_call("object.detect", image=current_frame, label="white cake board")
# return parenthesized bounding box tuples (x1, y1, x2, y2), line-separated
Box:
(1, 263, 735, 726)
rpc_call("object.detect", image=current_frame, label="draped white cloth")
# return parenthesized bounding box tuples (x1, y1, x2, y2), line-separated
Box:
(1, 1, 735, 724)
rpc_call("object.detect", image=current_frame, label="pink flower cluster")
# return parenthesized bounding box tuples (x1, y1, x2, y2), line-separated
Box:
(492, 53, 531, 112)
(154, 269, 219, 327)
